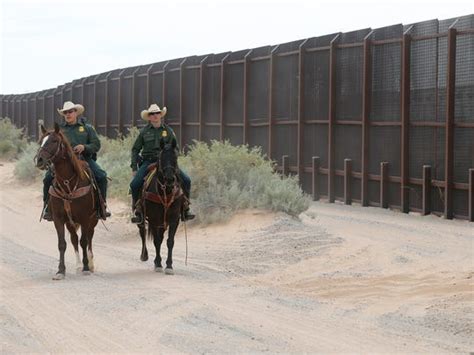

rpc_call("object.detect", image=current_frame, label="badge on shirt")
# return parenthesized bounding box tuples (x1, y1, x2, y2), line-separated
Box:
(162, 131, 168, 137)
(79, 126, 85, 132)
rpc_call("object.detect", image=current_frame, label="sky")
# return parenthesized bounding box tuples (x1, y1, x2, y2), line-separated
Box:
(1, 0, 473, 94)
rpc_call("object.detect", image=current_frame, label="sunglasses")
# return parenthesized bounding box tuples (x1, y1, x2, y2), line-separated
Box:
(63, 109, 76, 115)
(149, 112, 161, 116)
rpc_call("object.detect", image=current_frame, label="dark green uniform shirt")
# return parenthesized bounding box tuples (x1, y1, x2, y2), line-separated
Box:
(131, 123, 177, 171)
(59, 118, 101, 159)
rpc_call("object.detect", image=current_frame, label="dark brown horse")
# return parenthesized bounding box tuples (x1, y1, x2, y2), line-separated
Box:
(138, 138, 184, 274)
(36, 123, 98, 280)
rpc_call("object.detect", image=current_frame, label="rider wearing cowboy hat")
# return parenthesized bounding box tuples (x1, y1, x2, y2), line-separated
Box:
(130, 103, 195, 223)
(42, 101, 110, 220)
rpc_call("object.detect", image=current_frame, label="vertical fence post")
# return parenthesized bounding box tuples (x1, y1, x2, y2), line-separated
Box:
(401, 31, 412, 213)
(328, 34, 340, 203)
(380, 162, 389, 208)
(298, 39, 309, 182)
(282, 155, 289, 176)
(162, 61, 170, 106)
(312, 156, 320, 201)
(422, 165, 432, 215)
(146, 64, 153, 106)
(219, 53, 231, 141)
(93, 75, 99, 127)
(105, 71, 113, 136)
(344, 158, 352, 205)
(131, 67, 140, 131)
(199, 56, 209, 142)
(469, 169, 473, 222)
(243, 50, 253, 145)
(445, 27, 457, 220)
(361, 32, 373, 207)
(268, 46, 278, 160)
(179, 58, 188, 149)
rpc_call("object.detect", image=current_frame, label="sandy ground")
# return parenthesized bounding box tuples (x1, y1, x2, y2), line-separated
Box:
(0, 161, 473, 353)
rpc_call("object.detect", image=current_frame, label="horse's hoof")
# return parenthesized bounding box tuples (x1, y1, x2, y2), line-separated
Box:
(154, 266, 163, 273)
(82, 270, 91, 276)
(52, 273, 65, 280)
(165, 268, 174, 275)
(141, 255, 149, 262)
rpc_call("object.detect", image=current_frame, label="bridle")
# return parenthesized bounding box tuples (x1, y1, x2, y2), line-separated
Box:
(36, 133, 65, 170)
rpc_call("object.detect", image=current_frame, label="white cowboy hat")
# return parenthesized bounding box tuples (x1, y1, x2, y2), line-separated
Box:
(57, 101, 85, 116)
(141, 103, 167, 120)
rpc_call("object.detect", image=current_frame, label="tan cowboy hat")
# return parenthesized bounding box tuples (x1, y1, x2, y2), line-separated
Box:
(57, 101, 85, 116)
(141, 103, 167, 120)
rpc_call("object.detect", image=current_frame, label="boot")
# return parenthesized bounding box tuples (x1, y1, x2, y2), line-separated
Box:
(131, 197, 143, 224)
(181, 188, 195, 221)
(42, 203, 53, 221)
(98, 179, 111, 219)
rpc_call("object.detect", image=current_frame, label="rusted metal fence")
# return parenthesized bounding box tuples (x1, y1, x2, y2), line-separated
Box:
(1, 16, 473, 221)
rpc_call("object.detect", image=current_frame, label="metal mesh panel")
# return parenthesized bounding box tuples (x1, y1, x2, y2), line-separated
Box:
(455, 33, 474, 123)
(319, 174, 328, 198)
(53, 92, 63, 122)
(107, 79, 119, 133)
(27, 97, 36, 138)
(62, 88, 72, 102)
(248, 126, 268, 156)
(150, 74, 163, 104)
(389, 182, 401, 208)
(335, 125, 361, 171)
(223, 126, 243, 146)
(369, 126, 401, 176)
(368, 180, 379, 205)
(304, 50, 330, 120)
(436, 35, 448, 122)
(44, 93, 54, 128)
(72, 84, 82, 103)
(182, 68, 199, 124)
(409, 127, 445, 179)
(410, 38, 437, 121)
(302, 123, 328, 167)
(201, 126, 220, 143)
(352, 177, 361, 201)
(335, 176, 344, 200)
(431, 186, 445, 214)
(95, 81, 106, 135)
(273, 54, 298, 120)
(83, 82, 95, 125)
(136, 75, 148, 128)
(300, 172, 312, 195)
(203, 66, 221, 124)
(182, 126, 199, 149)
(273, 124, 297, 166)
(409, 184, 422, 210)
(371, 43, 401, 121)
(454, 127, 474, 183)
(165, 70, 180, 120)
(453, 189, 469, 218)
(248, 60, 269, 120)
(120, 78, 132, 131)
(335, 47, 363, 121)
(223, 63, 243, 124)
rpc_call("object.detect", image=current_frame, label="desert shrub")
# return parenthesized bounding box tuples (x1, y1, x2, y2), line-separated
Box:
(97, 127, 140, 200)
(179, 140, 310, 224)
(14, 142, 42, 181)
(0, 118, 28, 159)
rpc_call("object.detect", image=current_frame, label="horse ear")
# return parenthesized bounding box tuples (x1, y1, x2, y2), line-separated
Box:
(160, 138, 165, 150)
(40, 125, 47, 135)
(171, 138, 177, 149)
(54, 122, 60, 133)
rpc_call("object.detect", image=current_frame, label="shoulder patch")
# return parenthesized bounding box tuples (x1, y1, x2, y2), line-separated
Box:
(162, 130, 168, 137)
(78, 126, 85, 132)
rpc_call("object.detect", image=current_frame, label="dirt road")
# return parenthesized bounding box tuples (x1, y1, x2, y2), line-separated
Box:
(1, 162, 473, 353)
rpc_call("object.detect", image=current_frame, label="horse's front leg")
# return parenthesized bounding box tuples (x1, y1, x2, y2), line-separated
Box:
(80, 230, 90, 275)
(152, 225, 164, 272)
(53, 220, 67, 280)
(138, 223, 148, 261)
(165, 222, 179, 275)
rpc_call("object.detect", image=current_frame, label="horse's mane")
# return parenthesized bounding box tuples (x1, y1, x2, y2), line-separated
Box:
(56, 130, 86, 180)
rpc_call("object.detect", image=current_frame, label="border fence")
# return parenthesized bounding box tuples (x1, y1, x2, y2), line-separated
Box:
(1, 16, 473, 221)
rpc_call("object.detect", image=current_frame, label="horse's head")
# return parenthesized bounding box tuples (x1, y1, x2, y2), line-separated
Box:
(157, 138, 178, 186)
(36, 123, 64, 170)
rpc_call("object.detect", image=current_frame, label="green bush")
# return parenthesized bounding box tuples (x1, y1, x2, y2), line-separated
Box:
(14, 142, 42, 182)
(97, 127, 140, 201)
(179, 140, 310, 224)
(0, 118, 28, 159)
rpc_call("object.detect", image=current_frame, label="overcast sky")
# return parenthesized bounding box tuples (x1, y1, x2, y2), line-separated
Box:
(1, 0, 473, 94)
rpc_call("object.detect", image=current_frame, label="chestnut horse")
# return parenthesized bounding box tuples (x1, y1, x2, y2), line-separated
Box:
(36, 123, 98, 280)
(138, 138, 184, 274)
